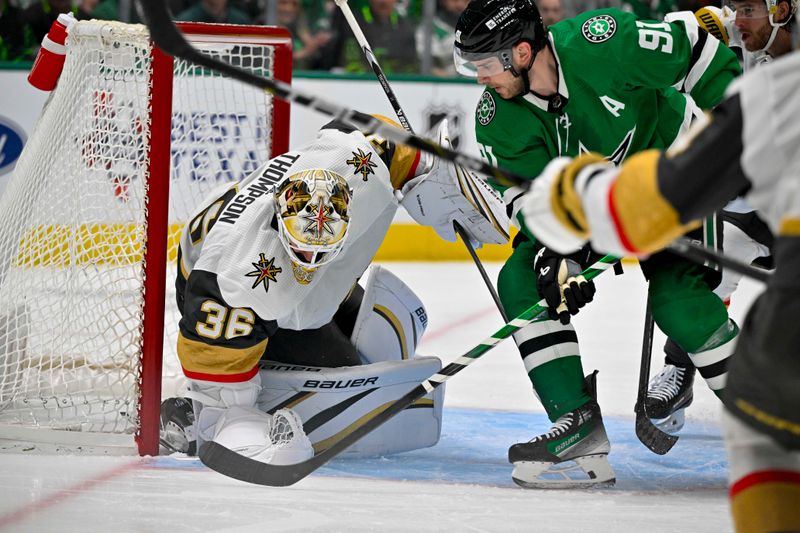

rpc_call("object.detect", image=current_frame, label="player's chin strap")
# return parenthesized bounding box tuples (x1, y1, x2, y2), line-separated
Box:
(517, 41, 567, 113)
(760, 8, 794, 52)
(761, 20, 781, 51)
(512, 46, 537, 97)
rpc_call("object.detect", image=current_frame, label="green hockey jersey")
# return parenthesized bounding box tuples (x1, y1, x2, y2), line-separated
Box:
(473, 8, 741, 239)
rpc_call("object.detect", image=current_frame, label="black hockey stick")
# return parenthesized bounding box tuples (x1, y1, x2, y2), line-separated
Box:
(198, 255, 620, 486)
(633, 297, 678, 455)
(667, 237, 770, 284)
(333, 0, 509, 320)
(134, 0, 773, 287)
(133, 0, 529, 190)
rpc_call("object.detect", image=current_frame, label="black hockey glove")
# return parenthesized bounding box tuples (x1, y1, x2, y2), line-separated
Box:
(534, 246, 597, 325)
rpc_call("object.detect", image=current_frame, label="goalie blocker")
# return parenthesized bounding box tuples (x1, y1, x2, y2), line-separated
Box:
(161, 265, 444, 457)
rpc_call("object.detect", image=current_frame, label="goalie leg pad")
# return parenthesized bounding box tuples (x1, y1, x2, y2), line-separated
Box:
(350, 265, 428, 364)
(257, 356, 445, 456)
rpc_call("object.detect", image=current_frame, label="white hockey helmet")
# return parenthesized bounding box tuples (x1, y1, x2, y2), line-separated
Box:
(730, 0, 798, 50)
(274, 169, 353, 269)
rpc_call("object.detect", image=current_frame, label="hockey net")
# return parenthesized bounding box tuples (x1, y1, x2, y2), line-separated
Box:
(0, 20, 291, 455)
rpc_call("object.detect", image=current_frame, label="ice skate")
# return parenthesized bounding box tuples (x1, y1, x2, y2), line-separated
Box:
(509, 399, 615, 489)
(159, 397, 196, 455)
(645, 364, 694, 434)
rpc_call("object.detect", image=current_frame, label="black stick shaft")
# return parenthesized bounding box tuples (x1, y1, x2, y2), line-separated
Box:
(133, 0, 769, 286)
(636, 298, 655, 408)
(668, 238, 769, 284)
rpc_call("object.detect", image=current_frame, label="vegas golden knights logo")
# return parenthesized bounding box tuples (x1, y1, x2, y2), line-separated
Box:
(346, 148, 377, 181)
(245, 253, 282, 293)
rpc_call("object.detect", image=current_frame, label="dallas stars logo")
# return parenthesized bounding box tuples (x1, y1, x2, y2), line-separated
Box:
(581, 15, 617, 43)
(477, 91, 496, 126)
(301, 201, 336, 238)
(246, 253, 282, 293)
(346, 148, 377, 181)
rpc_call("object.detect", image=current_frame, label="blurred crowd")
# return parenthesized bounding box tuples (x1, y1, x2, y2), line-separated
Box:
(1, 0, 720, 73)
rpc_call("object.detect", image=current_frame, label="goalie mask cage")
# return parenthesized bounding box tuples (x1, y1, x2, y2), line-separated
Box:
(0, 21, 291, 455)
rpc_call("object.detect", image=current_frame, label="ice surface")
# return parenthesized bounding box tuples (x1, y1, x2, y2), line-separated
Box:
(0, 262, 763, 532)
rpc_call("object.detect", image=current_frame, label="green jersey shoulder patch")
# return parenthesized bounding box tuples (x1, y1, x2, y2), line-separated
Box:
(581, 14, 617, 43)
(477, 91, 496, 126)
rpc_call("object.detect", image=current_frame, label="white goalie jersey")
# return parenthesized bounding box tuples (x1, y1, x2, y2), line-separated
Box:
(176, 117, 508, 382)
(176, 123, 413, 381)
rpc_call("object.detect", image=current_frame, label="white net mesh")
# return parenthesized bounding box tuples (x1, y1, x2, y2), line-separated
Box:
(0, 20, 287, 448)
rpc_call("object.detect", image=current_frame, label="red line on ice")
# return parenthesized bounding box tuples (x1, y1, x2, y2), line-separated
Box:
(0, 460, 140, 529)
(421, 304, 498, 342)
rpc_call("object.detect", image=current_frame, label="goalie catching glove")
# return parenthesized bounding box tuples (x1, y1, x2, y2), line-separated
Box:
(400, 119, 510, 247)
(535, 245, 598, 325)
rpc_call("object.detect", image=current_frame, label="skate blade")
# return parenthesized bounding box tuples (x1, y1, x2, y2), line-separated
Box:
(650, 409, 685, 435)
(511, 454, 616, 489)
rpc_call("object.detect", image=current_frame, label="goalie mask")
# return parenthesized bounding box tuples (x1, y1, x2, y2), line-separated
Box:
(274, 169, 353, 269)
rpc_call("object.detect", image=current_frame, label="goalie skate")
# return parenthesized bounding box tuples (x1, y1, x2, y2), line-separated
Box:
(159, 397, 197, 455)
(646, 364, 694, 434)
(509, 399, 615, 489)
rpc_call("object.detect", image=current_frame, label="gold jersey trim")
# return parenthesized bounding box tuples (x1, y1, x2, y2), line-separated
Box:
(177, 332, 268, 377)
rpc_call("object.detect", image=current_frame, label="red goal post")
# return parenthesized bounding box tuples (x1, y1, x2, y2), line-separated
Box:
(0, 21, 291, 456)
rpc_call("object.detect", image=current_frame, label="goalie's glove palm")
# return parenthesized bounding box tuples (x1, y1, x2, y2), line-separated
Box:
(535, 247, 596, 325)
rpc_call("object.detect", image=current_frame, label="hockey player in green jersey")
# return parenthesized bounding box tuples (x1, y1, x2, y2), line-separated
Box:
(453, 0, 742, 488)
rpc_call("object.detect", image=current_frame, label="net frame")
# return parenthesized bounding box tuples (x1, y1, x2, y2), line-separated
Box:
(0, 21, 291, 456)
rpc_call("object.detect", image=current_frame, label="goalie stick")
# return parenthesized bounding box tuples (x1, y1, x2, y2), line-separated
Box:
(133, 0, 773, 286)
(333, 0, 510, 321)
(198, 254, 620, 486)
(633, 297, 678, 455)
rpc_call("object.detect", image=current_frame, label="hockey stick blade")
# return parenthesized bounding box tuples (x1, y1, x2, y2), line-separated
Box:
(634, 410, 678, 455)
(199, 382, 430, 487)
(633, 299, 678, 455)
(134, 0, 529, 189)
(199, 255, 619, 486)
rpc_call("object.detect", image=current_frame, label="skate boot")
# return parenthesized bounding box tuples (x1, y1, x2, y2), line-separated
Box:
(159, 397, 197, 455)
(508, 397, 615, 489)
(645, 364, 694, 434)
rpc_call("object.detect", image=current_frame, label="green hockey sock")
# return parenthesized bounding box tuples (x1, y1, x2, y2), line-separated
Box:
(529, 356, 590, 421)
